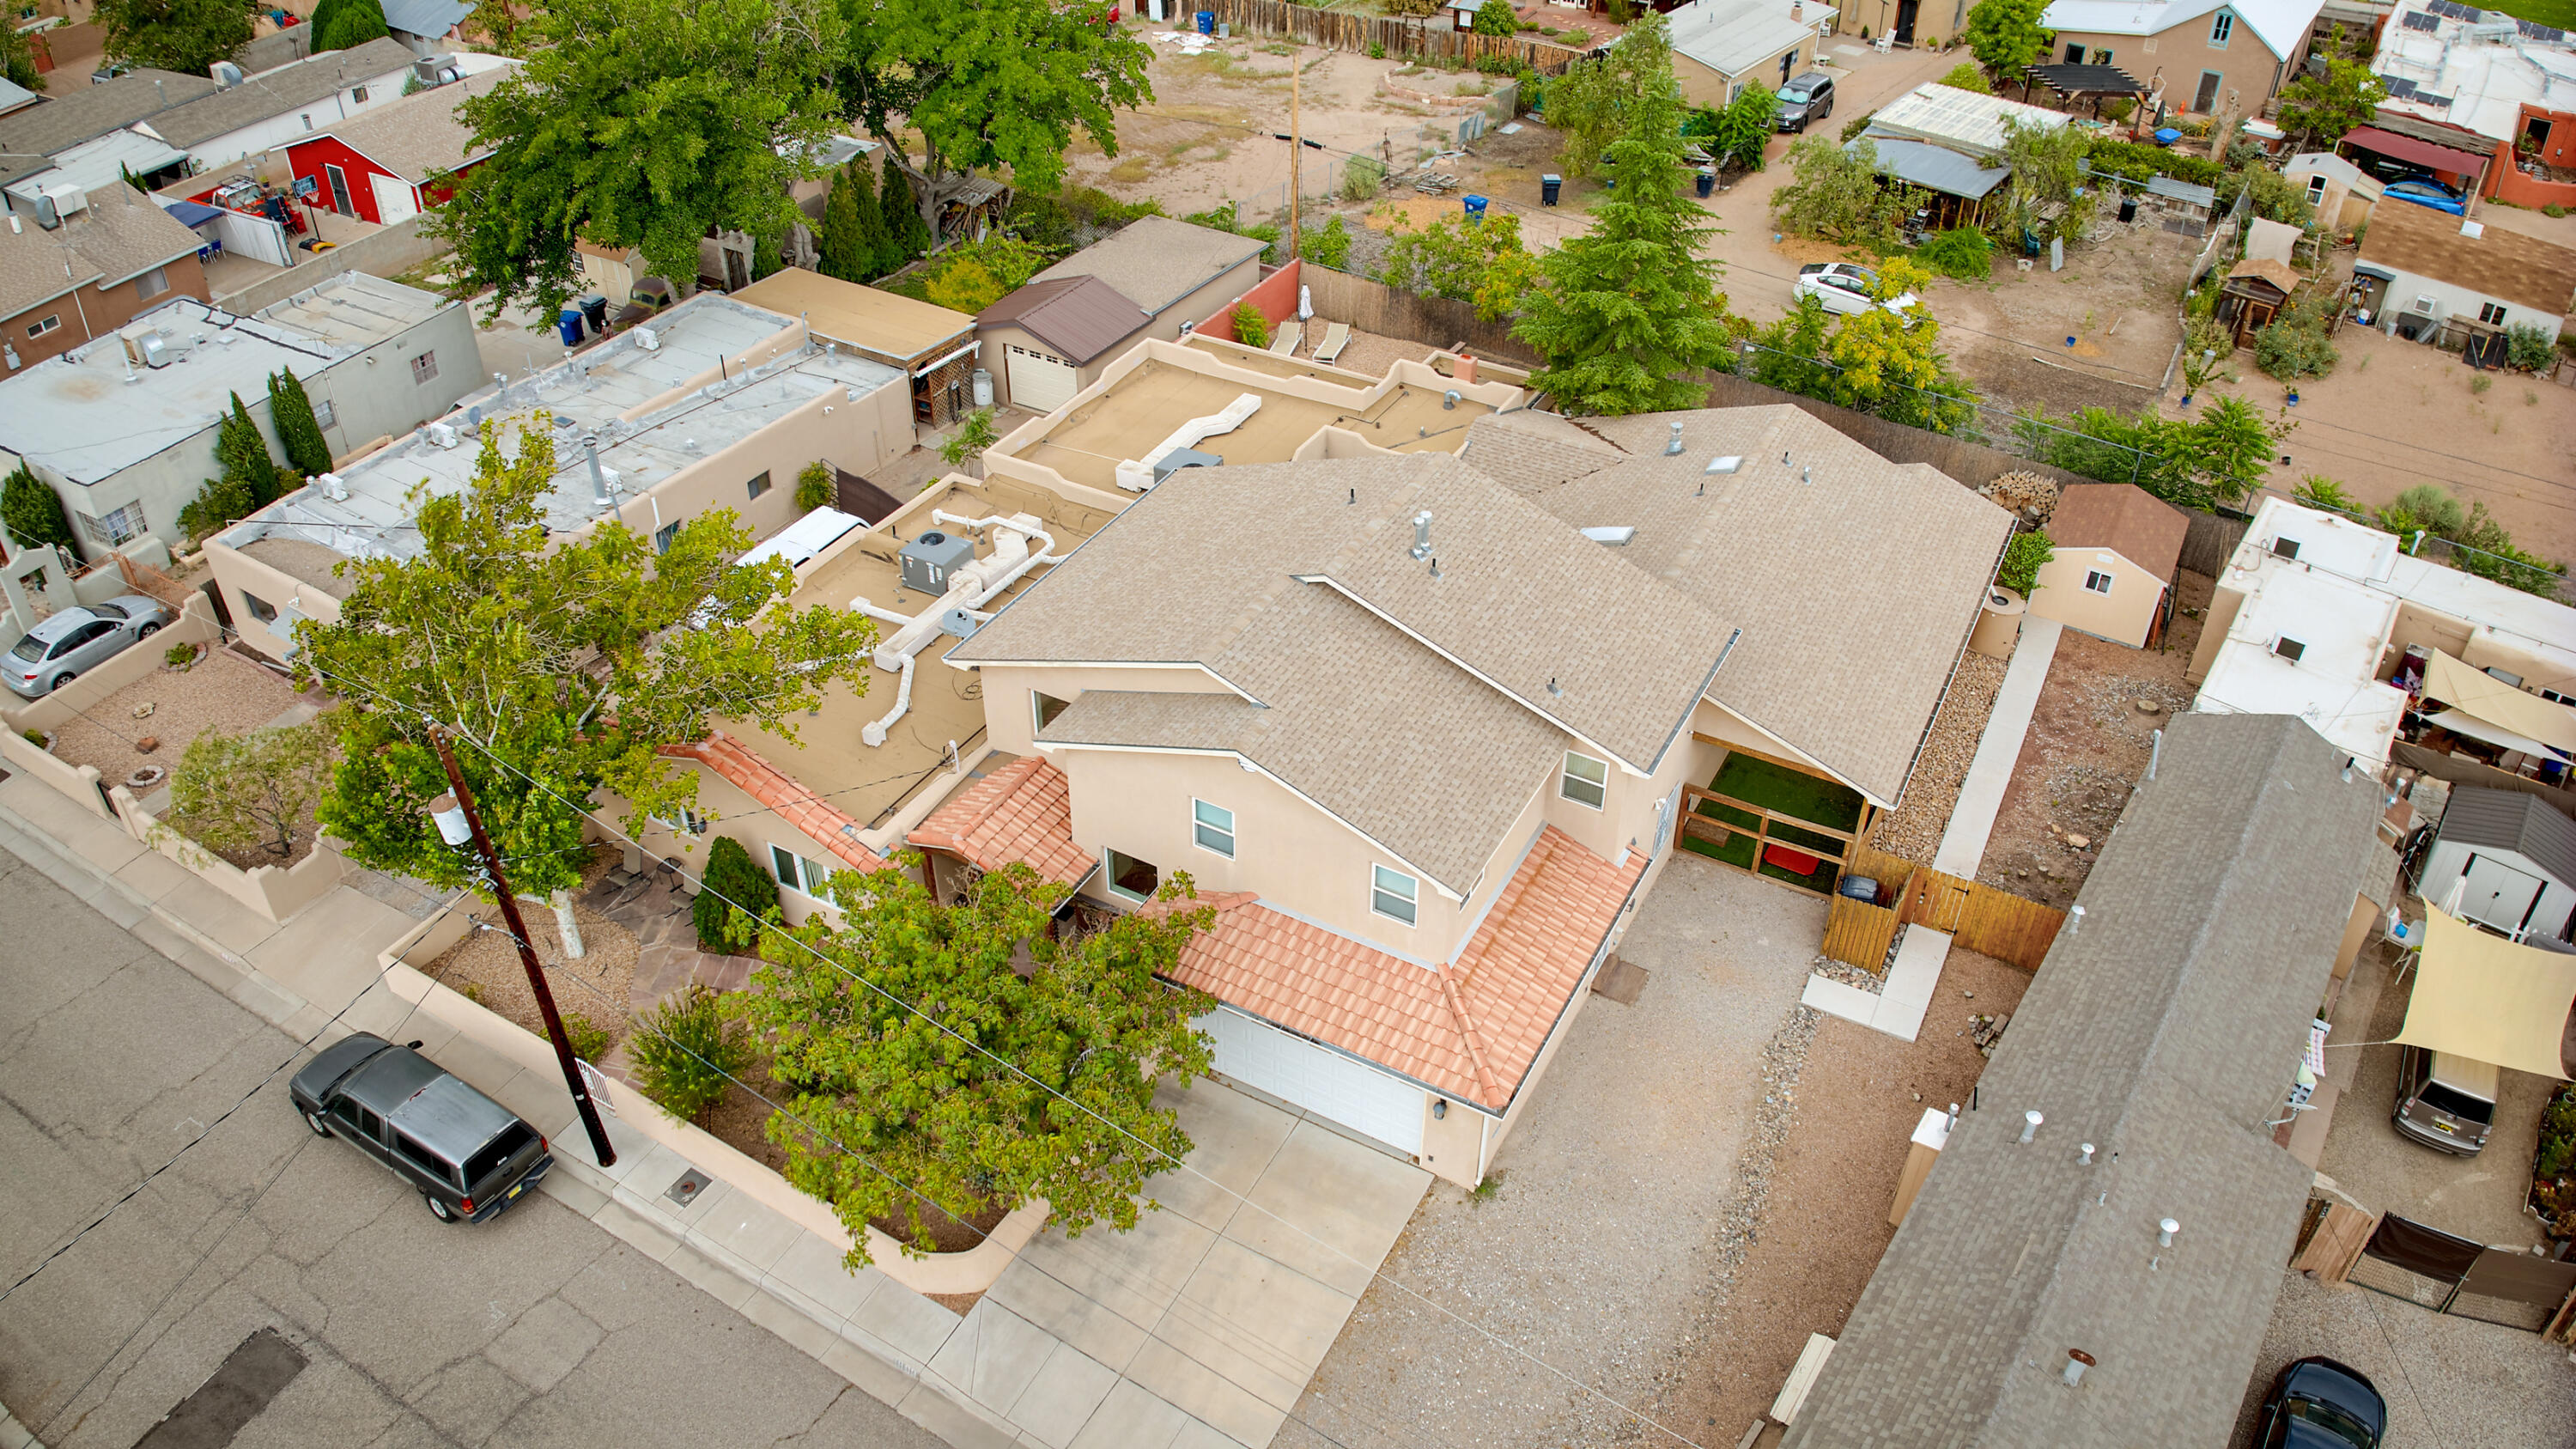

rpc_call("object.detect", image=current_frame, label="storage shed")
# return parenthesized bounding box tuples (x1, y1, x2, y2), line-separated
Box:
(2421, 786, 2576, 944)
(2027, 482, 2188, 648)
(2217, 257, 2303, 349)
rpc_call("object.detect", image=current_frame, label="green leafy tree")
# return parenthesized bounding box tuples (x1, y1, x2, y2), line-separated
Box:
(940, 408, 999, 474)
(96, 0, 258, 73)
(2218, 165, 2315, 227)
(879, 153, 931, 266)
(1997, 530, 2053, 594)
(1303, 214, 1352, 270)
(2, 23, 43, 92)
(1515, 46, 1734, 416)
(732, 858, 1218, 1265)
(2251, 288, 2338, 381)
(1747, 293, 1836, 398)
(464, 0, 533, 55)
(1939, 62, 1993, 94)
(167, 721, 334, 860)
(695, 834, 781, 949)
(1714, 80, 1775, 174)
(1374, 210, 1543, 321)
(1994, 115, 2093, 246)
(1820, 259, 1979, 433)
(795, 460, 836, 510)
(2, 463, 80, 561)
(267, 369, 334, 478)
(629, 983, 753, 1123)
(1771, 134, 1917, 248)
(1961, 0, 2052, 84)
(312, 0, 389, 50)
(1471, 0, 1518, 35)
(1539, 10, 1678, 179)
(818, 164, 866, 281)
(2189, 396, 2281, 504)
(2275, 33, 2386, 149)
(427, 0, 848, 322)
(1916, 226, 1992, 278)
(299, 415, 878, 957)
(836, 0, 1154, 249)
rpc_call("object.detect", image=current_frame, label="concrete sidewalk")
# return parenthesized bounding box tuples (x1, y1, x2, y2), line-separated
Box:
(1806, 619, 2063, 1041)
(0, 774, 1425, 1449)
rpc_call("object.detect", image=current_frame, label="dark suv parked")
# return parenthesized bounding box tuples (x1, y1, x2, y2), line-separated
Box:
(1776, 73, 1835, 132)
(290, 1033, 552, 1223)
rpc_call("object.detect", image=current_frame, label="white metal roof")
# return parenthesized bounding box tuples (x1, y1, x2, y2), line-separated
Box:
(1667, 0, 1840, 81)
(2042, 0, 2328, 60)
(1867, 83, 2070, 158)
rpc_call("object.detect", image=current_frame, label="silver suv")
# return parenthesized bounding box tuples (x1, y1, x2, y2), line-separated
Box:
(3, 595, 174, 698)
(290, 1033, 554, 1222)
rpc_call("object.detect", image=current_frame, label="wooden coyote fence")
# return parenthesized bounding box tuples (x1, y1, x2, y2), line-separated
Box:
(1194, 0, 1589, 74)
(1820, 842, 2068, 975)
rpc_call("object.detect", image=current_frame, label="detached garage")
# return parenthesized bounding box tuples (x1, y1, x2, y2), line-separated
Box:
(975, 274, 1151, 414)
(284, 71, 502, 227)
(2421, 786, 2576, 945)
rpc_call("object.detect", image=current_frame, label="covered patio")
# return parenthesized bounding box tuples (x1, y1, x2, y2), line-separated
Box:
(2338, 125, 2491, 193)
(1679, 748, 1868, 895)
(1852, 132, 2012, 230)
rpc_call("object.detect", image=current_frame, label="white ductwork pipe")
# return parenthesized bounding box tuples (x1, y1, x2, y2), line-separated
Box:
(854, 513, 1058, 746)
(1113, 393, 1261, 491)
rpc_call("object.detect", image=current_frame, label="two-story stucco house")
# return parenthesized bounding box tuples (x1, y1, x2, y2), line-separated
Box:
(2039, 0, 2326, 117)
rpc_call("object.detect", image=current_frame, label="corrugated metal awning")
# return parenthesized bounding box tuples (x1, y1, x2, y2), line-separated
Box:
(1851, 134, 2009, 199)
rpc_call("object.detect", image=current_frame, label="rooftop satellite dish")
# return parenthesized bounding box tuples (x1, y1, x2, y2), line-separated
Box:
(465, 405, 483, 428)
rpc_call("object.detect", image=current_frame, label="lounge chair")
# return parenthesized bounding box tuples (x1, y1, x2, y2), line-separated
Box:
(1268, 321, 1303, 356)
(1311, 320, 1352, 365)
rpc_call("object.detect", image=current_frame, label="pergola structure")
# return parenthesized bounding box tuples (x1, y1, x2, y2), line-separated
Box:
(2020, 63, 2149, 121)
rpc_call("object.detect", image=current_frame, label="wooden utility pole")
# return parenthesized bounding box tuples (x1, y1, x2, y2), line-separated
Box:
(427, 727, 617, 1168)
(1289, 58, 1303, 259)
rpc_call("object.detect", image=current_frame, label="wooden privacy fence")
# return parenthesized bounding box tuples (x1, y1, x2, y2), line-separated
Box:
(1300, 265, 1541, 367)
(1819, 842, 2068, 974)
(1194, 0, 1589, 73)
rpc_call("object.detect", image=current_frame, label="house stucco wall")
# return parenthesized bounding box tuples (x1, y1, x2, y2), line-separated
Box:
(2366, 265, 2569, 341)
(2029, 546, 2166, 647)
(1674, 36, 1821, 110)
(2, 250, 210, 370)
(2050, 9, 2294, 115)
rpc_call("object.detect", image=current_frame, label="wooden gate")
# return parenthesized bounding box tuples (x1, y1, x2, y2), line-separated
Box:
(1815, 842, 2068, 974)
(1821, 897, 1900, 974)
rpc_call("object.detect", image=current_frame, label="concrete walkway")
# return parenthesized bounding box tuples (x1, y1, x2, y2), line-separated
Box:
(0, 774, 1425, 1449)
(1805, 619, 2063, 1042)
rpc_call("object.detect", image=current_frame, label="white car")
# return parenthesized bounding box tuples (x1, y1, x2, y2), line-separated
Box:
(1795, 262, 1920, 320)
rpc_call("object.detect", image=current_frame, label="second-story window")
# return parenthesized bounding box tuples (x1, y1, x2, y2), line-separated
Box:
(1193, 799, 1235, 858)
(1560, 751, 1608, 809)
(1371, 865, 1418, 926)
(746, 470, 771, 501)
(2208, 11, 2232, 44)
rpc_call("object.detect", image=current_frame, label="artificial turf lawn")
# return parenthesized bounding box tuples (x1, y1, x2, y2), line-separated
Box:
(1677, 753, 1868, 893)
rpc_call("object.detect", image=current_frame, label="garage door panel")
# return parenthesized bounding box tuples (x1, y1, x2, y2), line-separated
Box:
(1201, 1009, 1423, 1156)
(368, 172, 418, 225)
(1006, 346, 1076, 414)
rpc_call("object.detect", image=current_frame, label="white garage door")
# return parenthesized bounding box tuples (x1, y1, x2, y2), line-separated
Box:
(2460, 853, 2545, 934)
(368, 172, 419, 225)
(1005, 344, 1077, 414)
(1202, 1009, 1424, 1156)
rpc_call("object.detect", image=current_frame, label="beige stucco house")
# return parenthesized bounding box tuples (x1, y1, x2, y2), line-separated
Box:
(2030, 482, 2190, 648)
(2281, 151, 2385, 233)
(2039, 0, 2326, 116)
(1667, 0, 1839, 109)
(975, 217, 1267, 412)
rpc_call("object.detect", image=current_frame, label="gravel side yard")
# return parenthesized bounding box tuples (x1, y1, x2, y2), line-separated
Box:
(45, 647, 312, 795)
(2228, 1271, 2576, 1449)
(421, 849, 635, 1056)
(1870, 649, 2008, 861)
(1278, 855, 1826, 1449)
(1972, 572, 2209, 909)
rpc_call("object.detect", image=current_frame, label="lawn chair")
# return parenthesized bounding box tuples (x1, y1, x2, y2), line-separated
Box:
(1311, 320, 1352, 365)
(1268, 320, 1303, 356)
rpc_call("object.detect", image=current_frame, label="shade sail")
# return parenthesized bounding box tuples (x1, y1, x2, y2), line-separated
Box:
(2421, 709, 2570, 761)
(2392, 907, 2576, 1078)
(2423, 649, 2576, 754)
(2342, 126, 2490, 178)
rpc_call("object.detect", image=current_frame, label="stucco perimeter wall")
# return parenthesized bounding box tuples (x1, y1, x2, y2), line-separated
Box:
(0, 729, 111, 819)
(110, 785, 350, 922)
(2027, 548, 2164, 648)
(1, 593, 228, 737)
(368, 910, 1050, 1296)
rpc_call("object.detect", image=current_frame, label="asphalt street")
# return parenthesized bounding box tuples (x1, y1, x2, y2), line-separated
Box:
(0, 842, 941, 1449)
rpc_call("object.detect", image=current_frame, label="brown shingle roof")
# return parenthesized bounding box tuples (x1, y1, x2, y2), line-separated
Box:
(1455, 410, 1625, 497)
(907, 755, 1094, 886)
(301, 70, 507, 184)
(1781, 714, 2388, 1449)
(2360, 198, 2576, 317)
(1552, 407, 2015, 807)
(977, 274, 1151, 364)
(1029, 215, 1267, 318)
(2046, 483, 2188, 579)
(0, 192, 204, 319)
(0, 70, 216, 157)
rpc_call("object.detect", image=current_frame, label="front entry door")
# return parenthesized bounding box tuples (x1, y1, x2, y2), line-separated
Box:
(324, 162, 353, 217)
(1895, 0, 1918, 41)
(2194, 70, 2223, 113)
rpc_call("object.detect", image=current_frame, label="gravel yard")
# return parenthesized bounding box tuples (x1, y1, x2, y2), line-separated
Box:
(1869, 649, 2008, 861)
(1973, 573, 2210, 908)
(1279, 856, 1827, 1449)
(421, 848, 635, 1055)
(44, 645, 312, 796)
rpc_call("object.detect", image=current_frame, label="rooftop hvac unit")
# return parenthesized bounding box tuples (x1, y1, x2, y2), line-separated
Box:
(897, 530, 977, 594)
(1151, 448, 1222, 485)
(210, 60, 245, 87)
(425, 421, 460, 449)
(141, 335, 170, 368)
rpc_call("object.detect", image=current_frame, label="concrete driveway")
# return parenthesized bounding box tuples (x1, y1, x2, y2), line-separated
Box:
(1278, 854, 1826, 1448)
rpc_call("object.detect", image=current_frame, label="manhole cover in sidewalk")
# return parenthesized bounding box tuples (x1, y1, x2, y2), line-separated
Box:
(666, 1168, 712, 1207)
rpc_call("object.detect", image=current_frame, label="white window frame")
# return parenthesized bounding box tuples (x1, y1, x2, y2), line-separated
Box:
(654, 521, 681, 553)
(76, 502, 147, 546)
(2083, 569, 2114, 594)
(1370, 864, 1419, 926)
(1032, 690, 1072, 736)
(770, 843, 835, 901)
(2305, 174, 2328, 204)
(2208, 11, 2232, 45)
(410, 350, 439, 385)
(1560, 750, 1608, 810)
(1192, 798, 1235, 859)
(653, 805, 708, 837)
(27, 314, 60, 338)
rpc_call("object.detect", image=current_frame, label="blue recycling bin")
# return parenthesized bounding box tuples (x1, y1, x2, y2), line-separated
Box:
(1540, 173, 1561, 205)
(1195, 9, 1212, 32)
(556, 305, 586, 346)
(1462, 194, 1488, 224)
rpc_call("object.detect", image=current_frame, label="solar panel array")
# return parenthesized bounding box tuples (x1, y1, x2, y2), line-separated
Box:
(2379, 74, 2457, 108)
(2401, 10, 2440, 30)
(2517, 16, 2567, 40)
(2424, 0, 2481, 21)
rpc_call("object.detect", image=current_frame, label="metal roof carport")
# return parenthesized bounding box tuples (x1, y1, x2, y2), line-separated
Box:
(2339, 125, 2492, 186)
(1852, 134, 2012, 198)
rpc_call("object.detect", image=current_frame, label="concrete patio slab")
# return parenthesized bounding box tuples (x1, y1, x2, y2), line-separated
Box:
(1157, 1237, 1355, 1409)
(984, 1255, 1153, 1373)
(1221, 1120, 1428, 1299)
(1933, 617, 2062, 878)
(1065, 1379, 1197, 1449)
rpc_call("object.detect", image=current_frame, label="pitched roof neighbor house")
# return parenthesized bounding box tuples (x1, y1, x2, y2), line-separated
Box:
(2028, 483, 2190, 648)
(283, 69, 508, 227)
(0, 184, 210, 371)
(1783, 711, 2388, 1449)
(2039, 0, 2328, 114)
(131, 37, 418, 174)
(2354, 184, 2576, 344)
(1664, 0, 1839, 110)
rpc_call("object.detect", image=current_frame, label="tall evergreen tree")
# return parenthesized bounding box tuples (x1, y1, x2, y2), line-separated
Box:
(268, 369, 334, 478)
(313, 0, 390, 50)
(880, 153, 930, 266)
(818, 168, 866, 281)
(846, 157, 892, 281)
(220, 393, 283, 508)
(3, 462, 81, 560)
(1512, 24, 1734, 416)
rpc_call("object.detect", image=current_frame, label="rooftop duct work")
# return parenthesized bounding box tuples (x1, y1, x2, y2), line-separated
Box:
(853, 512, 1058, 746)
(1115, 393, 1261, 490)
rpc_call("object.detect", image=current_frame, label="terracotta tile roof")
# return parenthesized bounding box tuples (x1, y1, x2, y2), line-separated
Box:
(659, 732, 886, 872)
(1150, 826, 1648, 1110)
(906, 755, 1096, 886)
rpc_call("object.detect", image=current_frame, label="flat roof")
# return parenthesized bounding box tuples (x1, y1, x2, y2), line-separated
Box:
(222, 295, 902, 560)
(254, 271, 452, 346)
(731, 267, 976, 364)
(714, 475, 1115, 830)
(0, 289, 397, 484)
(2237, 497, 2576, 671)
(2195, 541, 2409, 762)
(1668, 0, 1842, 78)
(999, 350, 1500, 495)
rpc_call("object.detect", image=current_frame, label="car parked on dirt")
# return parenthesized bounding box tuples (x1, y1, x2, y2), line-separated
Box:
(2383, 177, 2467, 216)
(2253, 1356, 2385, 1448)
(1795, 261, 1920, 320)
(2391, 1044, 2498, 1155)
(3, 596, 174, 699)
(1776, 73, 1835, 131)
(289, 1032, 553, 1223)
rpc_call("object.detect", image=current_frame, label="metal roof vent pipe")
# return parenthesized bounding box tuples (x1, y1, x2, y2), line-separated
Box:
(1442, 389, 1460, 410)
(2063, 1350, 2095, 1387)
(1409, 510, 1433, 560)
(2159, 1218, 2180, 1248)
(2078, 1142, 2095, 1165)
(584, 435, 615, 511)
(1664, 422, 1686, 455)
(2020, 1110, 2044, 1144)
